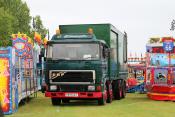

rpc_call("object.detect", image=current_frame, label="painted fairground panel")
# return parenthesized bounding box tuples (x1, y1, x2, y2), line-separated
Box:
(0, 57, 10, 113)
(27, 59, 36, 93)
(22, 59, 33, 96)
(128, 67, 145, 83)
(11, 49, 18, 113)
(149, 53, 169, 67)
(154, 68, 168, 84)
(21, 62, 33, 97)
(146, 69, 151, 84)
(170, 55, 175, 84)
(12, 34, 37, 100)
(21, 76, 26, 99)
(170, 54, 175, 66)
(15, 60, 22, 102)
(135, 69, 144, 81)
(0, 33, 44, 115)
(172, 68, 175, 84)
(13, 35, 27, 102)
(148, 53, 175, 67)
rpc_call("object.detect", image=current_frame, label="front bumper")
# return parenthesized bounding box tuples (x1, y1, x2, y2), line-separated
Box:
(45, 91, 102, 99)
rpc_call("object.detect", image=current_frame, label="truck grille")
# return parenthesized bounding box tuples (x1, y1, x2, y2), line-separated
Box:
(60, 85, 88, 92)
(50, 70, 95, 84)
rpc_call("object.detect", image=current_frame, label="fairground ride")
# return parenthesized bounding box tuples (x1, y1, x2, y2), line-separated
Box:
(127, 54, 146, 93)
(145, 37, 175, 100)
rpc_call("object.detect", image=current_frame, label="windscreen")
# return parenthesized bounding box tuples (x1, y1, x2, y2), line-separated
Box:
(48, 43, 100, 60)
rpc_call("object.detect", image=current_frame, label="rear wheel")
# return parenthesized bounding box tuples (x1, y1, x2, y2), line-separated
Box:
(122, 81, 126, 98)
(51, 98, 61, 105)
(113, 80, 123, 100)
(106, 82, 113, 103)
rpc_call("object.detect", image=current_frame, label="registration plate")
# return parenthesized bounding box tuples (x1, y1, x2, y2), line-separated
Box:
(65, 93, 78, 97)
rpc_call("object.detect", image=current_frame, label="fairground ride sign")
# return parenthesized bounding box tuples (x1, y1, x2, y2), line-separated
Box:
(162, 38, 174, 52)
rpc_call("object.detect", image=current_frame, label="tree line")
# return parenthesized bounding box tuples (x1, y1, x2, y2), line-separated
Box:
(0, 0, 47, 46)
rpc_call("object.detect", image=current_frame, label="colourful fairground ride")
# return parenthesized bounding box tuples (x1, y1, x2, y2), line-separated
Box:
(145, 37, 175, 101)
(0, 33, 47, 114)
(127, 54, 146, 93)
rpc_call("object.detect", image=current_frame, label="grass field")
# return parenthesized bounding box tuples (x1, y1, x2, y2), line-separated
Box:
(6, 92, 175, 117)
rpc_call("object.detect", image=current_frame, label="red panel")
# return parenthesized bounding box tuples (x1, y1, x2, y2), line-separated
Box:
(45, 91, 102, 99)
(151, 68, 154, 84)
(162, 37, 174, 42)
(147, 85, 175, 101)
(147, 93, 169, 101)
(152, 47, 165, 53)
(151, 85, 170, 93)
(173, 47, 175, 53)
(0, 58, 10, 113)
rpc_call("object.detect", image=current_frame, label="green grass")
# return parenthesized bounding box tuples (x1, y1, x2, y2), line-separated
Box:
(6, 92, 175, 117)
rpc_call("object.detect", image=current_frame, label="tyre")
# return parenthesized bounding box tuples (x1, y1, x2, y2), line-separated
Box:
(113, 80, 122, 100)
(98, 93, 106, 105)
(122, 81, 126, 98)
(62, 99, 70, 103)
(106, 82, 113, 103)
(98, 85, 107, 105)
(41, 86, 46, 93)
(51, 98, 61, 105)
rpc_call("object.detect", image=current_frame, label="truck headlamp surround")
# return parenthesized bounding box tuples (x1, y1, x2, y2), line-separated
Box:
(88, 85, 95, 91)
(50, 85, 57, 90)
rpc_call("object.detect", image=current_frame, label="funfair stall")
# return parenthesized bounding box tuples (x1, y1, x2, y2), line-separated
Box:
(127, 54, 146, 93)
(145, 37, 175, 100)
(0, 33, 42, 114)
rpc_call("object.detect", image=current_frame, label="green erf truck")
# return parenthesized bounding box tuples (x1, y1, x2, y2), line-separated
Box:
(45, 24, 128, 105)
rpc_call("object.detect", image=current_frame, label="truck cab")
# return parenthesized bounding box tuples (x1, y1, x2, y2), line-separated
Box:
(45, 24, 127, 105)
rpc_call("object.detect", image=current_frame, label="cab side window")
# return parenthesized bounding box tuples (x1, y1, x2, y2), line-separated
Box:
(101, 45, 109, 60)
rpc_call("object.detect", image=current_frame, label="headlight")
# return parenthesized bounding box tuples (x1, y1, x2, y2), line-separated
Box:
(50, 85, 57, 90)
(88, 86, 95, 91)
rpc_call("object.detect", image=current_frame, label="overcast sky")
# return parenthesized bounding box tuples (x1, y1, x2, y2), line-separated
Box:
(24, 0, 175, 55)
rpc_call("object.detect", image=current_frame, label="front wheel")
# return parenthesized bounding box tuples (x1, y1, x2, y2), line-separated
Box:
(62, 99, 70, 103)
(51, 98, 61, 106)
(98, 87, 107, 105)
(98, 93, 106, 105)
